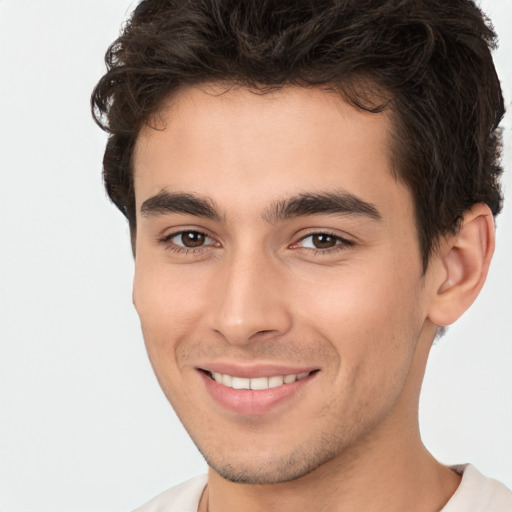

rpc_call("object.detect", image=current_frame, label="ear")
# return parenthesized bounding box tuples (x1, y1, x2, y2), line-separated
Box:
(427, 204, 495, 327)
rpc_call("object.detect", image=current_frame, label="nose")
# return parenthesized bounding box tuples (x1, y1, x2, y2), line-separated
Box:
(207, 250, 292, 345)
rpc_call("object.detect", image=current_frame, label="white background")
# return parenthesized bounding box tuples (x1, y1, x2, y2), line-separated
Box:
(0, 1, 511, 511)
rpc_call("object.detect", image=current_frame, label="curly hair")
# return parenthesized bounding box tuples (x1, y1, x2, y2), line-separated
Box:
(91, 0, 504, 269)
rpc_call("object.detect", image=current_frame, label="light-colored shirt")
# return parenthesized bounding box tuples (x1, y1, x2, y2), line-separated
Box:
(441, 465, 512, 511)
(133, 465, 512, 512)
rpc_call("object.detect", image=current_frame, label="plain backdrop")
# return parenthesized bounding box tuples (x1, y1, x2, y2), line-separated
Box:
(0, 1, 511, 511)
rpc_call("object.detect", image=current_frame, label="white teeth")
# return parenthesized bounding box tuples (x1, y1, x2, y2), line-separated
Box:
(231, 377, 251, 390)
(268, 375, 284, 388)
(210, 371, 311, 390)
(250, 377, 269, 390)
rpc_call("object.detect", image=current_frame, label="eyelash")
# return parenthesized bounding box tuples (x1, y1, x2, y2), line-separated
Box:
(294, 231, 356, 255)
(158, 230, 356, 255)
(158, 230, 219, 254)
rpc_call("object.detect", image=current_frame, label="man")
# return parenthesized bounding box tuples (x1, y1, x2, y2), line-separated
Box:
(92, 0, 512, 510)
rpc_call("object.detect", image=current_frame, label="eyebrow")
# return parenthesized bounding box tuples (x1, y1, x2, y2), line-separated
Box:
(263, 191, 382, 223)
(140, 189, 381, 224)
(140, 191, 222, 221)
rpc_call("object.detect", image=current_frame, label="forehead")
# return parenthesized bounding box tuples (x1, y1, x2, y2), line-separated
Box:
(133, 84, 403, 217)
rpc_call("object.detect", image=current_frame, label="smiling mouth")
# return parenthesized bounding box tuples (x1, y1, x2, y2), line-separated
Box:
(202, 370, 316, 390)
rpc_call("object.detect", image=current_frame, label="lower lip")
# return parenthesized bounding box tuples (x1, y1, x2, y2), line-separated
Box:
(199, 371, 316, 416)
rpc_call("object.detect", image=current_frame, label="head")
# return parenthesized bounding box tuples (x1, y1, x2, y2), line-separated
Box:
(92, 0, 504, 486)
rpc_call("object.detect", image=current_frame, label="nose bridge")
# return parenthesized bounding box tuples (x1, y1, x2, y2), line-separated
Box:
(210, 245, 291, 344)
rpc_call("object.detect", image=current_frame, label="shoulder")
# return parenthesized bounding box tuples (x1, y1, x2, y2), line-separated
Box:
(442, 464, 512, 512)
(132, 475, 208, 512)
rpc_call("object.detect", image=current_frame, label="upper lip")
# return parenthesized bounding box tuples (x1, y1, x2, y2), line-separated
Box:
(197, 362, 318, 379)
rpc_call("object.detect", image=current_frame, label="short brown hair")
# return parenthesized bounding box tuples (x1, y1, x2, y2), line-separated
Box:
(91, 0, 504, 269)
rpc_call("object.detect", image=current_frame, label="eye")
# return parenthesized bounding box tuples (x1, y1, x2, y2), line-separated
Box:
(301, 233, 339, 249)
(175, 231, 207, 248)
(163, 230, 218, 249)
(294, 232, 355, 252)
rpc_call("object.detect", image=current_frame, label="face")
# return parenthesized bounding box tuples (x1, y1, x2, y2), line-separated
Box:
(132, 85, 438, 484)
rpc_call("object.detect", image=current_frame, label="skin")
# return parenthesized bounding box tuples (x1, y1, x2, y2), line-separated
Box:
(131, 85, 493, 512)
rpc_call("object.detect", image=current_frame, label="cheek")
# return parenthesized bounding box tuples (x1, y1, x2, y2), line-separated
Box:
(292, 257, 424, 379)
(132, 259, 208, 365)
(294, 264, 424, 430)
(132, 261, 213, 413)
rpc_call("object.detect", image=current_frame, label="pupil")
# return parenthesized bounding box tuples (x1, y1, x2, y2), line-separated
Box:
(313, 234, 336, 249)
(182, 231, 205, 247)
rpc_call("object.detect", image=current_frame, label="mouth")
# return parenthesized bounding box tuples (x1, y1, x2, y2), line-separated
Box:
(202, 369, 314, 390)
(197, 367, 319, 415)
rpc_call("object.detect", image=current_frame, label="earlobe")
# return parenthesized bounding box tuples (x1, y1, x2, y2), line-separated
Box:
(427, 204, 495, 327)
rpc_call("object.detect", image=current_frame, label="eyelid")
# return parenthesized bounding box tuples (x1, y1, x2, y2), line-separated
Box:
(158, 228, 221, 252)
(291, 230, 357, 252)
(156, 227, 356, 255)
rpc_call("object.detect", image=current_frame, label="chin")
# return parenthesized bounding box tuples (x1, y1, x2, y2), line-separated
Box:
(201, 442, 341, 485)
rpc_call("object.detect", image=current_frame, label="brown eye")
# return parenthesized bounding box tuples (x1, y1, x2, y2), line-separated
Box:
(311, 234, 337, 249)
(180, 231, 206, 247)
(295, 232, 354, 252)
(162, 230, 218, 252)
